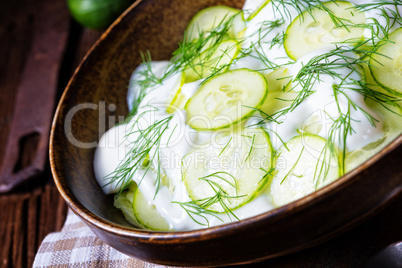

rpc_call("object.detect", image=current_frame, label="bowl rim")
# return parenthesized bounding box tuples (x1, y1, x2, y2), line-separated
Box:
(49, 0, 402, 243)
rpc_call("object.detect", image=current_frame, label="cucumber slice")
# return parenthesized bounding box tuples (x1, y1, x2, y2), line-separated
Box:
(184, 39, 240, 83)
(167, 79, 202, 113)
(361, 56, 386, 93)
(182, 128, 273, 213)
(113, 184, 143, 228)
(133, 188, 171, 231)
(259, 67, 296, 116)
(270, 134, 340, 207)
(166, 72, 186, 114)
(301, 110, 325, 136)
(185, 69, 268, 130)
(244, 0, 270, 21)
(284, 1, 366, 60)
(186, 6, 245, 42)
(114, 173, 172, 231)
(369, 28, 402, 97)
(345, 98, 402, 172)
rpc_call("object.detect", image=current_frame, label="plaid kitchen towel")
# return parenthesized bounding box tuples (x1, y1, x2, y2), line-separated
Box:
(33, 210, 175, 268)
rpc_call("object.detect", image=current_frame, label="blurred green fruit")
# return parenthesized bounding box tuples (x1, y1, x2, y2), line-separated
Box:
(67, 0, 133, 30)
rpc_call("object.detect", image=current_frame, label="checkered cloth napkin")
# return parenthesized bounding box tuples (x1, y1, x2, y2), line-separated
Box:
(33, 210, 174, 268)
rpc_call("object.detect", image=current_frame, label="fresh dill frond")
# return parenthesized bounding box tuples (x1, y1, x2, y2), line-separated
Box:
(242, 105, 280, 125)
(353, 79, 402, 115)
(244, 134, 255, 162)
(129, 52, 160, 114)
(129, 11, 244, 114)
(261, 40, 399, 178)
(270, 32, 287, 49)
(354, 0, 402, 12)
(270, 0, 350, 29)
(280, 147, 304, 184)
(104, 106, 174, 196)
(176, 171, 245, 226)
(239, 18, 292, 72)
(352, 6, 401, 42)
(259, 167, 276, 184)
(170, 11, 242, 79)
(219, 137, 232, 156)
(269, 42, 391, 122)
(173, 200, 223, 227)
(312, 144, 336, 189)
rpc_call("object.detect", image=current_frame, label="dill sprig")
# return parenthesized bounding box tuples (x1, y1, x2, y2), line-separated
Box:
(352, 79, 402, 114)
(173, 200, 223, 227)
(129, 11, 243, 114)
(239, 18, 293, 72)
(193, 41, 241, 83)
(270, 0, 350, 28)
(353, 5, 401, 43)
(219, 137, 232, 156)
(104, 106, 174, 195)
(129, 53, 173, 115)
(269, 40, 389, 121)
(259, 167, 276, 184)
(244, 134, 256, 162)
(171, 12, 243, 81)
(280, 147, 304, 184)
(176, 171, 245, 226)
(260, 38, 399, 179)
(312, 143, 337, 189)
(354, 0, 402, 12)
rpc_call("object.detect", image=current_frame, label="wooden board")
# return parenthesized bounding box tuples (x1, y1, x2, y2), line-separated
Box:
(0, 0, 69, 192)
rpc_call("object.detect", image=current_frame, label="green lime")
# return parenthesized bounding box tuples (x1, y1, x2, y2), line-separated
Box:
(67, 0, 133, 30)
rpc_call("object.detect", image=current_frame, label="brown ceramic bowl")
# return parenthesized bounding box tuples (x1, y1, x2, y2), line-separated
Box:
(50, 0, 402, 266)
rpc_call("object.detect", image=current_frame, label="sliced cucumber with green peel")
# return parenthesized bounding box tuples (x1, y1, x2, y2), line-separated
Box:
(166, 72, 186, 114)
(167, 79, 202, 113)
(284, 1, 366, 59)
(270, 134, 340, 207)
(113, 183, 143, 228)
(264, 67, 292, 92)
(361, 56, 385, 93)
(133, 188, 171, 231)
(301, 110, 326, 135)
(182, 128, 273, 213)
(186, 6, 245, 42)
(345, 98, 402, 172)
(370, 28, 402, 97)
(259, 67, 296, 116)
(185, 69, 268, 130)
(114, 178, 172, 231)
(244, 0, 270, 21)
(184, 39, 240, 83)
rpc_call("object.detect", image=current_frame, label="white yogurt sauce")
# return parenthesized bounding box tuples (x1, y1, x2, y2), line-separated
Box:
(94, 0, 394, 231)
(241, 0, 299, 69)
(127, 61, 170, 111)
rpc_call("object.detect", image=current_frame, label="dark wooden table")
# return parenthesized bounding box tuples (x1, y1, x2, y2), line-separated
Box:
(0, 0, 401, 267)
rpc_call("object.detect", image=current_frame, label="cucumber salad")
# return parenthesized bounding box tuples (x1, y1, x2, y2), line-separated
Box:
(94, 0, 402, 231)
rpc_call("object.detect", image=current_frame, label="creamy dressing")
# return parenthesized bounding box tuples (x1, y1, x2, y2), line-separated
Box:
(94, 0, 398, 231)
(127, 61, 170, 111)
